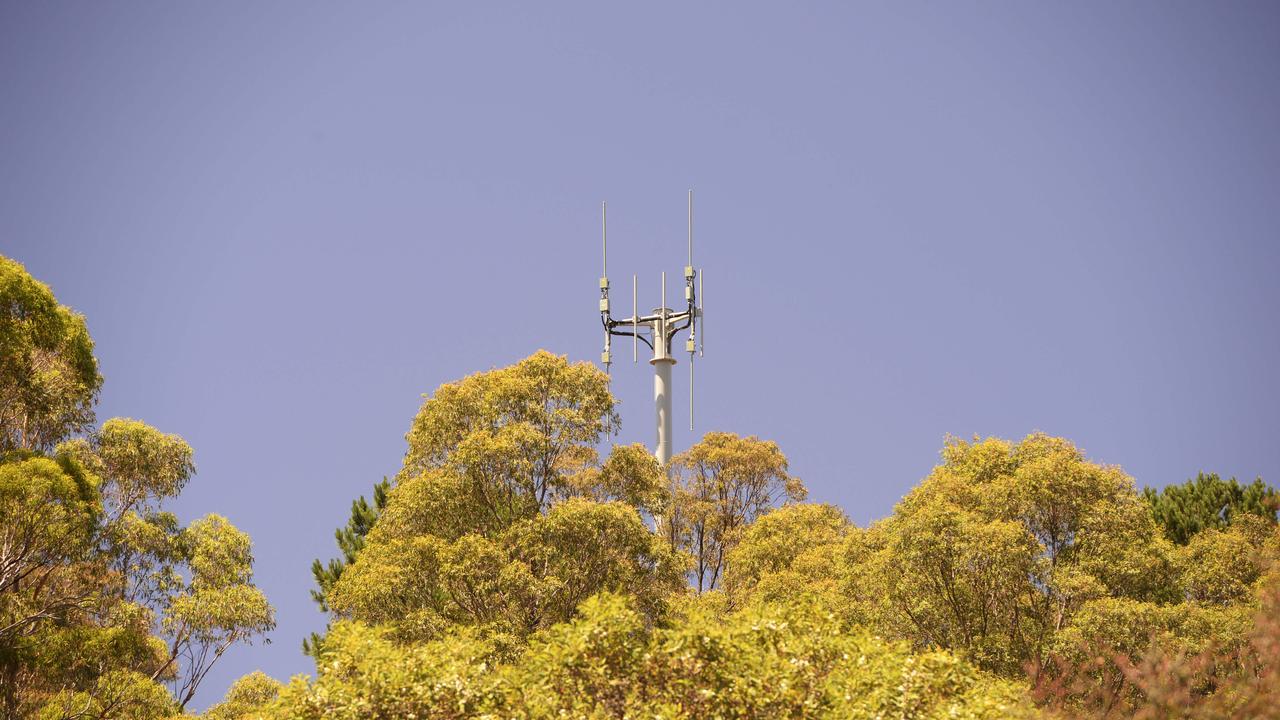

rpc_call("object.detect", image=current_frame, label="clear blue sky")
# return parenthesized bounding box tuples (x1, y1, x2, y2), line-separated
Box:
(3, 1, 1278, 709)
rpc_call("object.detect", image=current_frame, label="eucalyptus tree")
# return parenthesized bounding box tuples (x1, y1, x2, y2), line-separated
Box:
(0, 256, 102, 453)
(324, 352, 685, 646)
(666, 431, 805, 593)
(0, 254, 274, 718)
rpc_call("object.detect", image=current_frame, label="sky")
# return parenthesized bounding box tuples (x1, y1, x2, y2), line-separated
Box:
(2, 1, 1278, 710)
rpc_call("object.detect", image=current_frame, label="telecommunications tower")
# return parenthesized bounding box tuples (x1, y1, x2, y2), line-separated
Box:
(597, 191, 704, 468)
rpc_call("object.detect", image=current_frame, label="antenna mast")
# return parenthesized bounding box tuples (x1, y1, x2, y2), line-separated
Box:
(597, 191, 704, 469)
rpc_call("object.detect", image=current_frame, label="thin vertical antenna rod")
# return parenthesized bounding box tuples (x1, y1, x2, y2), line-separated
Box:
(632, 274, 637, 362)
(688, 189, 693, 267)
(601, 201, 607, 276)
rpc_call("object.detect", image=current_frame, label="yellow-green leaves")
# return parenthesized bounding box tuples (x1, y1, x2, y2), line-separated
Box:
(34, 669, 178, 720)
(579, 442, 666, 515)
(186, 514, 255, 589)
(0, 255, 102, 453)
(1176, 515, 1272, 605)
(722, 502, 851, 609)
(277, 620, 504, 720)
(0, 456, 101, 647)
(95, 418, 195, 509)
(402, 350, 617, 502)
(274, 593, 1032, 720)
(0, 256, 272, 717)
(203, 671, 282, 720)
(669, 431, 805, 593)
(839, 433, 1179, 676)
(160, 514, 276, 708)
(325, 353, 687, 647)
(330, 499, 685, 644)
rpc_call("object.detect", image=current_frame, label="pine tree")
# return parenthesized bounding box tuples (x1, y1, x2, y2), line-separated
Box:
(1144, 472, 1278, 544)
(303, 477, 390, 656)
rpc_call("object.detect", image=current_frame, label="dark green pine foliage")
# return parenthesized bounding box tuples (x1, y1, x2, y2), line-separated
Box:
(1144, 472, 1278, 545)
(303, 477, 390, 656)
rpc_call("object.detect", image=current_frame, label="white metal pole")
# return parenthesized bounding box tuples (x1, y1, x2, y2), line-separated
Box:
(651, 271, 675, 468)
(652, 355, 674, 467)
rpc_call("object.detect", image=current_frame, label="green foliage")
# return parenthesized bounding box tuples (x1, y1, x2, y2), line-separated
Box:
(320, 352, 686, 648)
(722, 502, 851, 609)
(161, 515, 276, 708)
(1144, 472, 1278, 545)
(836, 434, 1182, 676)
(668, 431, 805, 592)
(226, 396, 1280, 720)
(202, 671, 282, 720)
(66, 417, 197, 517)
(1175, 514, 1274, 605)
(570, 441, 667, 516)
(329, 497, 685, 644)
(1037, 581, 1280, 719)
(0, 256, 102, 453)
(275, 621, 503, 719)
(270, 593, 1033, 719)
(304, 477, 390, 657)
(400, 349, 618, 517)
(0, 255, 274, 717)
(309, 478, 390, 612)
(34, 670, 179, 720)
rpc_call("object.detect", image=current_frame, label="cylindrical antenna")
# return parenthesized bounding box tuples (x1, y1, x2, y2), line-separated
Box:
(661, 271, 667, 354)
(688, 189, 693, 267)
(689, 351, 694, 430)
(632, 274, 637, 362)
(601, 201, 607, 277)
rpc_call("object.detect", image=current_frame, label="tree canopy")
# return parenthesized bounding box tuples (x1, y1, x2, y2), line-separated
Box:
(254, 348, 1278, 720)
(10, 253, 1279, 720)
(0, 256, 101, 453)
(1144, 472, 1278, 545)
(320, 352, 686, 647)
(0, 255, 273, 720)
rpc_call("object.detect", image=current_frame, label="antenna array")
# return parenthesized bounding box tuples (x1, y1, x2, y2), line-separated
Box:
(598, 191, 704, 468)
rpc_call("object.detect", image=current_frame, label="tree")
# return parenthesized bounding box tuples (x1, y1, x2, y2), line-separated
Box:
(839, 434, 1179, 676)
(399, 350, 618, 525)
(158, 515, 275, 710)
(202, 671, 282, 720)
(237, 416, 1280, 716)
(0, 455, 99, 648)
(1036, 555, 1280, 718)
(310, 478, 391, 612)
(567, 442, 667, 519)
(321, 353, 683, 646)
(328, 497, 685, 644)
(1144, 472, 1278, 545)
(0, 257, 102, 453)
(667, 432, 805, 593)
(720, 502, 851, 609)
(303, 478, 390, 657)
(0, 254, 274, 718)
(271, 592, 1035, 720)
